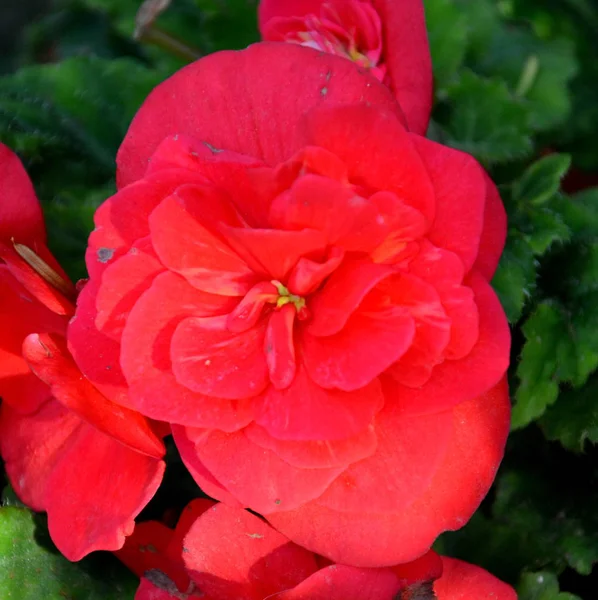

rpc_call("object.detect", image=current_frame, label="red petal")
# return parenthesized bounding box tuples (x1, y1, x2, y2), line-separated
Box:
(277, 565, 401, 600)
(0, 242, 75, 315)
(314, 385, 453, 513)
(87, 169, 207, 281)
(253, 364, 384, 440)
(23, 332, 165, 458)
(0, 401, 79, 510)
(0, 143, 45, 245)
(269, 174, 383, 251)
(266, 304, 297, 389)
(0, 400, 165, 561)
(68, 279, 134, 409)
(307, 258, 394, 336)
(173, 425, 244, 508)
(120, 272, 246, 427)
(372, 0, 432, 135)
(171, 315, 269, 400)
(146, 134, 274, 228)
(244, 421, 377, 469)
(94, 244, 164, 339)
(183, 504, 318, 599)
(267, 378, 511, 567)
(227, 281, 278, 333)
(258, 0, 324, 26)
(473, 174, 507, 280)
(220, 225, 327, 282)
(301, 104, 435, 222)
(411, 135, 486, 273)
(287, 247, 344, 296)
(117, 43, 400, 187)
(149, 187, 255, 296)
(0, 267, 65, 413)
(115, 521, 177, 580)
(303, 309, 415, 391)
(182, 426, 343, 513)
(406, 242, 478, 361)
(434, 558, 517, 600)
(393, 272, 510, 416)
(392, 550, 444, 587)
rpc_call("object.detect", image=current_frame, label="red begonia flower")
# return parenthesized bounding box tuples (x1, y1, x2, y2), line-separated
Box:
(258, 0, 433, 135)
(118, 501, 515, 600)
(70, 44, 510, 565)
(0, 143, 166, 560)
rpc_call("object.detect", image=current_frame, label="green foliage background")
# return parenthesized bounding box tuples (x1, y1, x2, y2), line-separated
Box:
(0, 0, 597, 598)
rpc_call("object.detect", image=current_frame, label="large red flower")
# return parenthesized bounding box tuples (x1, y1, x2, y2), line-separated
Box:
(258, 0, 433, 135)
(70, 44, 510, 566)
(0, 143, 166, 560)
(117, 500, 516, 600)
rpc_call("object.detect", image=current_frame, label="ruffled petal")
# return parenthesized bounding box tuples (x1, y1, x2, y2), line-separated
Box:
(314, 383, 453, 513)
(69, 280, 134, 408)
(253, 364, 384, 440)
(303, 309, 415, 391)
(119, 272, 244, 426)
(411, 135, 486, 273)
(307, 258, 394, 336)
(301, 104, 435, 222)
(392, 272, 510, 416)
(117, 43, 399, 186)
(87, 169, 207, 281)
(183, 504, 319, 600)
(149, 186, 255, 296)
(171, 315, 269, 400)
(221, 225, 326, 282)
(94, 242, 165, 339)
(178, 426, 343, 514)
(267, 378, 511, 567)
(244, 421, 377, 469)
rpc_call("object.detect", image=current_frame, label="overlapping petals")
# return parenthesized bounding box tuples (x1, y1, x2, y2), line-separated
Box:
(0, 144, 166, 560)
(258, 0, 433, 134)
(69, 44, 510, 565)
(117, 500, 516, 600)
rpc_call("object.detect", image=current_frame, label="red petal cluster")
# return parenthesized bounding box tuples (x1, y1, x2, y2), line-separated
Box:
(0, 144, 166, 560)
(116, 500, 516, 600)
(258, 0, 433, 134)
(68, 44, 511, 565)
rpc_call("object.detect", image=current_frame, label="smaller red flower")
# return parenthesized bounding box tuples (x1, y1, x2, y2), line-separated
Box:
(258, 0, 433, 134)
(117, 500, 516, 600)
(0, 143, 166, 560)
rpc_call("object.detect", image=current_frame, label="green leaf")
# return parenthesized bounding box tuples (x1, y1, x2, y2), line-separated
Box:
(513, 299, 598, 429)
(556, 188, 598, 240)
(0, 56, 162, 181)
(477, 28, 578, 132)
(492, 234, 536, 323)
(512, 303, 566, 428)
(441, 70, 533, 164)
(524, 207, 570, 255)
(518, 571, 581, 600)
(424, 0, 469, 88)
(514, 154, 572, 207)
(0, 507, 137, 599)
(540, 376, 598, 451)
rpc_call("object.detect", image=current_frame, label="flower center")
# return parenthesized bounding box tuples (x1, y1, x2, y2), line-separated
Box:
(272, 280, 305, 311)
